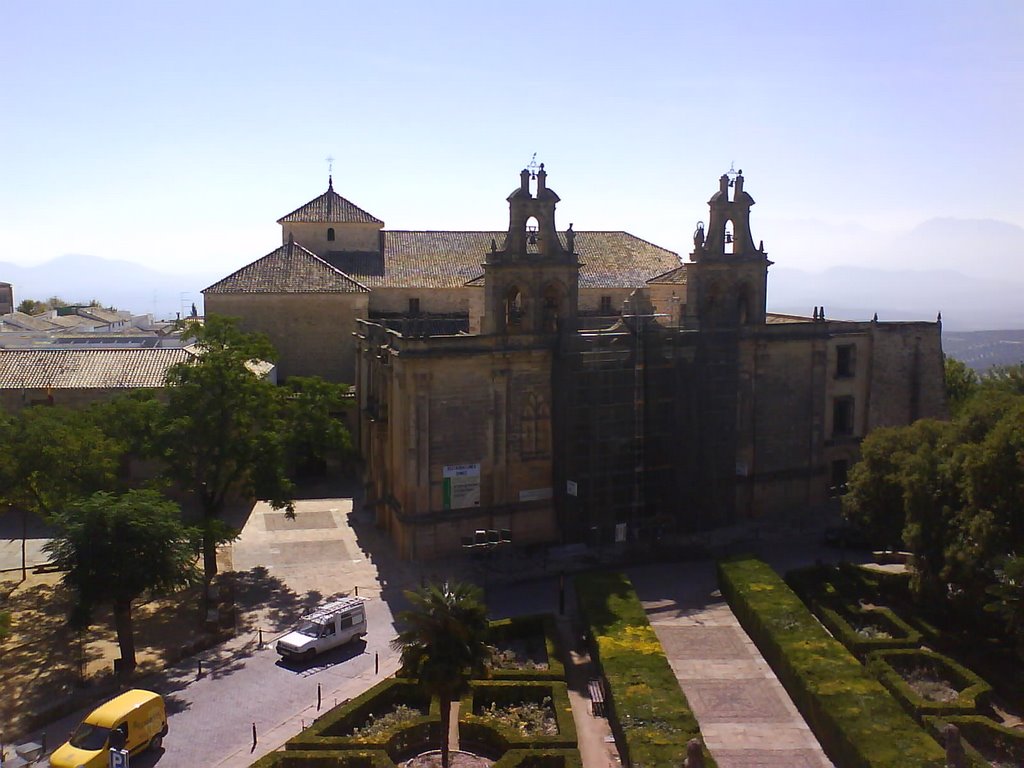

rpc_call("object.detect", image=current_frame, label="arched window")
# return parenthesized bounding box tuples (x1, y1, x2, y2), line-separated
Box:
(327, 227, 336, 242)
(505, 286, 524, 332)
(724, 220, 734, 254)
(525, 216, 539, 247)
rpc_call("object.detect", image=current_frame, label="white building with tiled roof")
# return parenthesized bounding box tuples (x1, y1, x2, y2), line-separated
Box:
(204, 171, 683, 383)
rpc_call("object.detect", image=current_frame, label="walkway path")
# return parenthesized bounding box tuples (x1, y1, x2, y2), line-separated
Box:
(632, 562, 834, 768)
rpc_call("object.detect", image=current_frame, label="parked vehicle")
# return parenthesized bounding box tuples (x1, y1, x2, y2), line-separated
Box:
(276, 596, 367, 662)
(48, 689, 166, 767)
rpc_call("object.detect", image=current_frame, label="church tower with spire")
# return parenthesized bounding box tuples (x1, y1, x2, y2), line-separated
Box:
(686, 170, 771, 328)
(481, 164, 580, 335)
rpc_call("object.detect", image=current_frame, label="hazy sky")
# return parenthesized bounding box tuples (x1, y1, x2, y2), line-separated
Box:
(2, 1, 1021, 276)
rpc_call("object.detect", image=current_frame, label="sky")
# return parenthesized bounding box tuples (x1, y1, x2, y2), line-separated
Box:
(2, 0, 1022, 279)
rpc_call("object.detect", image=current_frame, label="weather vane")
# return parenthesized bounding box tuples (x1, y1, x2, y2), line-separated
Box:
(726, 162, 742, 187)
(526, 152, 539, 179)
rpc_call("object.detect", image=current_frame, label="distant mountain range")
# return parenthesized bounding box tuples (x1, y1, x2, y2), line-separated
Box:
(942, 330, 1024, 372)
(2, 214, 1023, 331)
(0, 255, 221, 320)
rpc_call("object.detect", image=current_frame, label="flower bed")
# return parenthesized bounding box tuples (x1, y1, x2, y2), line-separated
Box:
(487, 615, 565, 681)
(815, 602, 923, 659)
(574, 571, 716, 768)
(868, 648, 992, 719)
(719, 556, 946, 768)
(286, 678, 440, 761)
(459, 681, 577, 757)
(250, 749, 396, 767)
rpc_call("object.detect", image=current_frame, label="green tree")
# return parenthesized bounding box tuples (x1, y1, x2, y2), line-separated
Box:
(986, 555, 1024, 659)
(43, 490, 198, 673)
(280, 376, 354, 476)
(943, 356, 979, 417)
(159, 316, 352, 581)
(0, 404, 122, 578)
(391, 582, 491, 768)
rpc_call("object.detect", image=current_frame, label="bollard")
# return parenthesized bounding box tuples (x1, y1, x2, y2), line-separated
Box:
(251, 722, 257, 752)
(317, 683, 322, 711)
(685, 738, 704, 768)
(375, 652, 379, 675)
(354, 585, 359, 596)
(197, 659, 203, 678)
(258, 627, 264, 649)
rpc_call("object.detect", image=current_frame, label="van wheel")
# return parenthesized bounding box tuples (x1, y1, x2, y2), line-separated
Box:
(148, 734, 163, 752)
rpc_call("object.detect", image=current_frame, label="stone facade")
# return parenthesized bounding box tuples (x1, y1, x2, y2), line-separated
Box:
(356, 169, 946, 559)
(0, 283, 12, 315)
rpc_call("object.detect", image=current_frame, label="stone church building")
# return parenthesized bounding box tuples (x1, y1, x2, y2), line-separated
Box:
(205, 168, 946, 560)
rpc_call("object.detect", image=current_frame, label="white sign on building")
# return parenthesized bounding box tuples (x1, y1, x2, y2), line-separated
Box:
(443, 463, 480, 510)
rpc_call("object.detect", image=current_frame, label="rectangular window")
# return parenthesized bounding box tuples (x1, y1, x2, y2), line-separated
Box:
(833, 396, 855, 436)
(408, 298, 420, 316)
(599, 295, 613, 315)
(836, 344, 856, 377)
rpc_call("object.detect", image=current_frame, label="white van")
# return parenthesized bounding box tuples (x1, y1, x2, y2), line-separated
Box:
(276, 596, 367, 662)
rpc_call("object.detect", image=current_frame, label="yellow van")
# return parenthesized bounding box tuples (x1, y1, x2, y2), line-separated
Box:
(48, 689, 167, 768)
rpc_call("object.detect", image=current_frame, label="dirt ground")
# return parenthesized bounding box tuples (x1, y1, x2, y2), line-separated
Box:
(0, 568, 209, 739)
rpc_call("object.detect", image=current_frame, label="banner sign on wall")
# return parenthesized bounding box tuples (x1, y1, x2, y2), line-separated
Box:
(443, 463, 481, 510)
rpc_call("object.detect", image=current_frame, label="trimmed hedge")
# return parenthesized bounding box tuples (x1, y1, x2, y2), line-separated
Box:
(718, 556, 946, 768)
(251, 750, 396, 767)
(459, 680, 578, 756)
(868, 648, 992, 720)
(488, 614, 566, 681)
(286, 677, 440, 760)
(924, 715, 1024, 768)
(574, 571, 715, 768)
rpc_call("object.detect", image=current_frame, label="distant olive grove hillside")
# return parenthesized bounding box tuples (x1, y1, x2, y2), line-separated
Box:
(943, 329, 1024, 372)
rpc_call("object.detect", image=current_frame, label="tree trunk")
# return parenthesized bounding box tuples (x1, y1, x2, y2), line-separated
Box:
(440, 693, 451, 768)
(113, 598, 136, 674)
(202, 518, 219, 582)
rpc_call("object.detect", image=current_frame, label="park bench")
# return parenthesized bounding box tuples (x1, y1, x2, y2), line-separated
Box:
(588, 677, 607, 717)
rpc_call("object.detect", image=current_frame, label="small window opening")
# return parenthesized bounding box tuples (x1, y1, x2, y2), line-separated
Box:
(327, 227, 336, 242)
(408, 298, 420, 316)
(836, 344, 856, 377)
(833, 397, 855, 436)
(599, 295, 613, 315)
(724, 221, 734, 254)
(505, 286, 524, 331)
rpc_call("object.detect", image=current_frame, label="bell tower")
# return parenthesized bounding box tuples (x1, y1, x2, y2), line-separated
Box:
(687, 170, 771, 328)
(482, 165, 580, 335)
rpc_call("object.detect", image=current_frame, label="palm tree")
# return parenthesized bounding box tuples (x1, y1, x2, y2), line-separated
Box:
(391, 581, 491, 768)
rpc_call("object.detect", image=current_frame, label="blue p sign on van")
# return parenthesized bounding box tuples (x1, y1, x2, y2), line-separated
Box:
(109, 748, 129, 768)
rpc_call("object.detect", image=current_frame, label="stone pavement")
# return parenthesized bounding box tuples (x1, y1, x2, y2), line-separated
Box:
(633, 561, 835, 768)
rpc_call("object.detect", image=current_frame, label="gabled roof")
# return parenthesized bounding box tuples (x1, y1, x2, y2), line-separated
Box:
(0, 348, 194, 389)
(0, 312, 62, 332)
(203, 240, 370, 294)
(277, 178, 383, 225)
(321, 231, 680, 290)
(647, 264, 688, 286)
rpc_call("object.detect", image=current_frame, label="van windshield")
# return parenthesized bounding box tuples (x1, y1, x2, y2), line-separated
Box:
(297, 621, 325, 637)
(69, 722, 109, 751)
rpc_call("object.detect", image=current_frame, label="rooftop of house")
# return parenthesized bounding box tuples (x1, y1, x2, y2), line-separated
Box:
(204, 240, 370, 294)
(277, 177, 383, 225)
(0, 348, 195, 390)
(206, 231, 681, 294)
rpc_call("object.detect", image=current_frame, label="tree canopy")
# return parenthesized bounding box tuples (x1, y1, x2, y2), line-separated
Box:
(391, 581, 491, 768)
(44, 490, 199, 672)
(844, 363, 1024, 649)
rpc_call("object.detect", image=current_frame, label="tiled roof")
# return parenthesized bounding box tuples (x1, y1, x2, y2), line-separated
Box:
(647, 264, 688, 285)
(203, 241, 370, 294)
(0, 348, 194, 389)
(324, 231, 680, 290)
(0, 312, 62, 332)
(277, 179, 383, 225)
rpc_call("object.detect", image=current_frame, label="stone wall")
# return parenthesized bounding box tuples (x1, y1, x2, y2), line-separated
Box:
(282, 221, 382, 256)
(204, 292, 368, 383)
